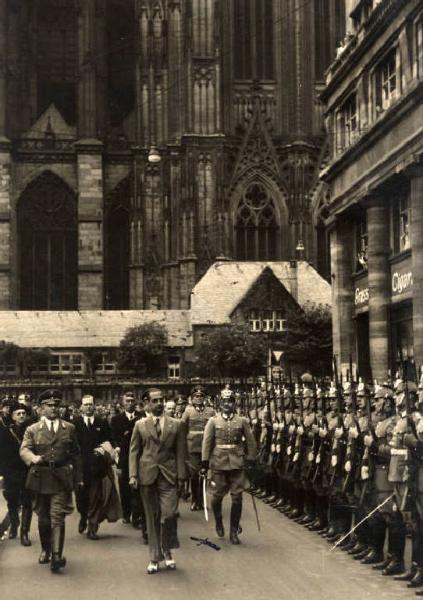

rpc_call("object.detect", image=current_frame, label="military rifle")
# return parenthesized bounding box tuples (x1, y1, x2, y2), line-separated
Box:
(330, 356, 345, 487)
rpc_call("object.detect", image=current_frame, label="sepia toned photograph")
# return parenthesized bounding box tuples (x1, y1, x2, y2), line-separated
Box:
(0, 1, 422, 599)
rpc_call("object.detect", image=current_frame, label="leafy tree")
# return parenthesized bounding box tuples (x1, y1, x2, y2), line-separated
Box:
(280, 302, 332, 375)
(117, 322, 168, 375)
(195, 324, 267, 378)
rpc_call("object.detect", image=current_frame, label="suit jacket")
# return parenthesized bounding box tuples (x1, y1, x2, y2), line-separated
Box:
(129, 415, 187, 486)
(202, 414, 257, 471)
(73, 416, 112, 479)
(20, 419, 82, 494)
(111, 411, 145, 470)
(0, 423, 28, 480)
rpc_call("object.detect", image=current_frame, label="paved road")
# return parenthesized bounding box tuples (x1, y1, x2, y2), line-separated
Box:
(0, 494, 419, 600)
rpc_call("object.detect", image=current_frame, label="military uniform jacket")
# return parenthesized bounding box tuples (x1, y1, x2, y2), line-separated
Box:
(129, 415, 187, 486)
(202, 414, 257, 471)
(20, 419, 82, 494)
(181, 405, 215, 454)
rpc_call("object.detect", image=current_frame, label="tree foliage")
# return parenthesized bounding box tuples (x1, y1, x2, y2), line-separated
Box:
(195, 324, 268, 378)
(117, 322, 168, 374)
(280, 302, 332, 375)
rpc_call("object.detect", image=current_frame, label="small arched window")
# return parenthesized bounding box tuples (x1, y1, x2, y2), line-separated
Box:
(235, 183, 278, 260)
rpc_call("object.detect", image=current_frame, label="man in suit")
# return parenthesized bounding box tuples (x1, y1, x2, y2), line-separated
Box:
(74, 394, 113, 540)
(111, 391, 147, 542)
(20, 389, 82, 572)
(0, 401, 33, 545)
(202, 387, 257, 544)
(129, 388, 187, 574)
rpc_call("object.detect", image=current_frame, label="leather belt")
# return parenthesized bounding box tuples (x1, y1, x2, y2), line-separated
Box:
(216, 444, 237, 449)
(189, 431, 204, 434)
(38, 459, 71, 469)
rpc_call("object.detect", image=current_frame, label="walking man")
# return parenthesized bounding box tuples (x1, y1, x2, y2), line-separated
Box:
(129, 388, 187, 574)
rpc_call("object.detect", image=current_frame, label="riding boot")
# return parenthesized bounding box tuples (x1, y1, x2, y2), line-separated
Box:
(8, 507, 19, 539)
(230, 500, 242, 545)
(20, 506, 32, 547)
(50, 525, 66, 572)
(211, 497, 224, 538)
(38, 523, 52, 564)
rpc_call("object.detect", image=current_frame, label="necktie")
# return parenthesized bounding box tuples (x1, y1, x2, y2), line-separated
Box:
(50, 420, 55, 434)
(154, 417, 161, 438)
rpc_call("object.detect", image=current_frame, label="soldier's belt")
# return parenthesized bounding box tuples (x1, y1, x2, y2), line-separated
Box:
(391, 449, 408, 456)
(216, 444, 237, 449)
(189, 431, 204, 434)
(38, 459, 71, 469)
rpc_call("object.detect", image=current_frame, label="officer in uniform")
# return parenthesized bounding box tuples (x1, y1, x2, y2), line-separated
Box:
(181, 385, 215, 511)
(201, 387, 257, 544)
(20, 389, 83, 572)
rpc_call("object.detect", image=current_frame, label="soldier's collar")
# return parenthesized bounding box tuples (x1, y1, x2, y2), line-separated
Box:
(222, 412, 234, 421)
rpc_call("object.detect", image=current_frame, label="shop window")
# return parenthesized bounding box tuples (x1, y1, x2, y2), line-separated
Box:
(168, 356, 181, 380)
(375, 49, 398, 113)
(391, 303, 414, 372)
(235, 183, 278, 260)
(392, 193, 411, 254)
(336, 92, 358, 154)
(355, 213, 368, 271)
(233, 0, 274, 80)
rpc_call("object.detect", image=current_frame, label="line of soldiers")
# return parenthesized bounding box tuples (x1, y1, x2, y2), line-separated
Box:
(241, 369, 423, 596)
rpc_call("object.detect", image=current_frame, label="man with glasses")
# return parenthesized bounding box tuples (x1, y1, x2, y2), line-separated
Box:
(129, 388, 187, 574)
(0, 401, 33, 545)
(20, 389, 82, 573)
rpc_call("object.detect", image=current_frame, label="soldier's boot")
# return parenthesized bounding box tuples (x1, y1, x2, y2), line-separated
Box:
(38, 523, 52, 564)
(20, 506, 32, 547)
(229, 500, 242, 545)
(8, 508, 19, 539)
(211, 497, 224, 538)
(50, 525, 66, 572)
(394, 561, 418, 582)
(408, 566, 423, 588)
(190, 477, 199, 511)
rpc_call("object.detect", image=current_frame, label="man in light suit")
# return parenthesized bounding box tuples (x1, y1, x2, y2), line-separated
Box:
(129, 388, 187, 574)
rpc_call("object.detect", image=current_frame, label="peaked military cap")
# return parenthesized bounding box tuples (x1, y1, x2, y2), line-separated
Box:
(38, 389, 62, 404)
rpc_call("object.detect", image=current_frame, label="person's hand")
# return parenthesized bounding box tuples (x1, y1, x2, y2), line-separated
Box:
(348, 427, 359, 440)
(297, 425, 304, 436)
(364, 434, 373, 447)
(31, 455, 43, 465)
(95, 446, 105, 456)
(177, 479, 187, 495)
(129, 476, 138, 489)
(319, 427, 327, 438)
(335, 427, 344, 439)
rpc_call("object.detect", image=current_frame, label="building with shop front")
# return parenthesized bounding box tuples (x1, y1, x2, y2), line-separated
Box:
(0, 0, 345, 314)
(321, 0, 423, 381)
(0, 260, 331, 402)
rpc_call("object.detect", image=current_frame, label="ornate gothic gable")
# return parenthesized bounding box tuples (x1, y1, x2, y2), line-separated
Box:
(22, 104, 76, 140)
(229, 93, 281, 192)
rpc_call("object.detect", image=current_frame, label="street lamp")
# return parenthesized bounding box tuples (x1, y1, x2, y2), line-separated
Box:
(148, 145, 161, 164)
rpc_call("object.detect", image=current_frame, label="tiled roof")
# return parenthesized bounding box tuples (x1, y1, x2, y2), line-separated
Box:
(0, 311, 193, 349)
(190, 261, 331, 325)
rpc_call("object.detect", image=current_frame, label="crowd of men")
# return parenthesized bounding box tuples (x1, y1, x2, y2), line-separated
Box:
(2, 369, 423, 594)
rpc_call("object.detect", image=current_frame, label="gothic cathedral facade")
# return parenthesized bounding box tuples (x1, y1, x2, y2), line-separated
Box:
(0, 0, 345, 311)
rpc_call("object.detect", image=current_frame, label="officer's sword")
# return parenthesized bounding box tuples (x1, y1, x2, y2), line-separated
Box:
(249, 490, 261, 532)
(202, 477, 209, 522)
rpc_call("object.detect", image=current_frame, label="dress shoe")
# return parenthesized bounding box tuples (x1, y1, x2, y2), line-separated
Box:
(415, 590, 423, 596)
(50, 553, 66, 572)
(337, 536, 352, 549)
(38, 550, 51, 564)
(164, 553, 176, 570)
(324, 527, 336, 538)
(272, 499, 284, 508)
(78, 518, 87, 534)
(394, 563, 417, 582)
(361, 550, 384, 565)
(317, 527, 329, 536)
(20, 531, 31, 547)
(147, 561, 159, 575)
(190, 502, 200, 511)
(326, 532, 342, 543)
(216, 521, 225, 538)
(353, 548, 370, 561)
(256, 491, 268, 500)
(8, 524, 17, 540)
(382, 559, 405, 576)
(87, 527, 99, 540)
(263, 495, 276, 504)
(373, 557, 391, 570)
(299, 515, 314, 525)
(288, 509, 301, 519)
(408, 568, 423, 588)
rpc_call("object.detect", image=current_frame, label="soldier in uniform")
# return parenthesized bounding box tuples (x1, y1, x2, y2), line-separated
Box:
(0, 401, 33, 545)
(181, 385, 215, 511)
(174, 394, 187, 420)
(20, 389, 83, 573)
(201, 387, 257, 544)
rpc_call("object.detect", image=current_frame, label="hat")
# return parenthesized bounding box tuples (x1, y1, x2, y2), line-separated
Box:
(221, 388, 234, 400)
(1, 396, 12, 408)
(303, 388, 314, 399)
(191, 385, 205, 397)
(328, 382, 337, 398)
(373, 384, 385, 400)
(343, 381, 352, 395)
(357, 379, 368, 397)
(122, 391, 135, 400)
(38, 389, 62, 405)
(9, 401, 25, 414)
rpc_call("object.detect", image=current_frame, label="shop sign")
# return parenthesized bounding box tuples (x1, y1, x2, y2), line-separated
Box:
(354, 277, 369, 308)
(391, 260, 413, 298)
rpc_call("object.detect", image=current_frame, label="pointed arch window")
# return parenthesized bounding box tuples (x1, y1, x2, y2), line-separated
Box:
(233, 0, 274, 80)
(18, 172, 78, 310)
(235, 183, 278, 260)
(105, 179, 130, 309)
